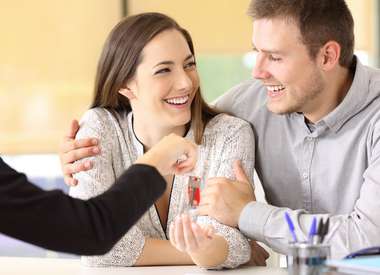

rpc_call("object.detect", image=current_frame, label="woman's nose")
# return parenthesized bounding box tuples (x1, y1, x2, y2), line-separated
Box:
(175, 70, 193, 91)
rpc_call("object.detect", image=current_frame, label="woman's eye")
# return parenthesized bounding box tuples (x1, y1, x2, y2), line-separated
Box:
(184, 61, 196, 69)
(155, 68, 170, 75)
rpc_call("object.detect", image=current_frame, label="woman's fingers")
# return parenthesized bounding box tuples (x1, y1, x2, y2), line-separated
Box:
(174, 216, 186, 252)
(169, 222, 177, 247)
(170, 215, 215, 254)
(182, 215, 199, 252)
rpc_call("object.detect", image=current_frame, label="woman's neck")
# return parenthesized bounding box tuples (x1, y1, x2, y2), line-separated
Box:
(132, 114, 186, 151)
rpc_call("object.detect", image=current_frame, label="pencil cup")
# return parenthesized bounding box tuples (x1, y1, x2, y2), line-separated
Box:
(287, 242, 330, 275)
(178, 176, 202, 220)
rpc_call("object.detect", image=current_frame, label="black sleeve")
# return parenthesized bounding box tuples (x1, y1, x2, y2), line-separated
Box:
(0, 157, 166, 255)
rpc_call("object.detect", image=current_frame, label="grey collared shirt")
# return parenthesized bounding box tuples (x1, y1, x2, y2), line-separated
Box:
(214, 58, 380, 259)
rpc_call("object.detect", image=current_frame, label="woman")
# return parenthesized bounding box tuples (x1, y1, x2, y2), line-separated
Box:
(68, 12, 255, 268)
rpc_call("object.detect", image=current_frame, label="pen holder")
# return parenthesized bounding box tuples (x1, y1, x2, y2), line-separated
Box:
(287, 242, 330, 275)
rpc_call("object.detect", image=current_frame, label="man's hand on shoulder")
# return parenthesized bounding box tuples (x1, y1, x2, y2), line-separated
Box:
(59, 119, 100, 186)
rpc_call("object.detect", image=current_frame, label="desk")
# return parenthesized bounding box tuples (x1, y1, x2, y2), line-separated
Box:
(1, 257, 287, 275)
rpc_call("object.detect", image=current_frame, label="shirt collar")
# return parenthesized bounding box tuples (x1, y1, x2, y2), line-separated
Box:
(322, 57, 370, 133)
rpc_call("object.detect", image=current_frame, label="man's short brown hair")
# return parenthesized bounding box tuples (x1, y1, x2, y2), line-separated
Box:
(248, 0, 355, 68)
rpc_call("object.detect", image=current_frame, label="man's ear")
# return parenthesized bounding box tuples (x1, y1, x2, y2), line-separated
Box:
(318, 41, 341, 71)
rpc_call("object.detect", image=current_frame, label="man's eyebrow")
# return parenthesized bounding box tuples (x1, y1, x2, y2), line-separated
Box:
(251, 44, 283, 54)
(153, 54, 194, 68)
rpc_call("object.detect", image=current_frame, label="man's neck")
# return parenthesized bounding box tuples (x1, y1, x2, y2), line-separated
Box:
(304, 64, 355, 123)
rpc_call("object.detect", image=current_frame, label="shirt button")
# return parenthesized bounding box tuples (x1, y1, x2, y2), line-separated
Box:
(302, 173, 308, 179)
(307, 137, 313, 141)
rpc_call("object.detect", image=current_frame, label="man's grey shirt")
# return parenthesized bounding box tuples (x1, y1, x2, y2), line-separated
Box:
(215, 59, 380, 258)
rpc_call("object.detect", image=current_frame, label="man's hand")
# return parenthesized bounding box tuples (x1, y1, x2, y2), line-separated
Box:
(198, 160, 255, 227)
(59, 119, 100, 186)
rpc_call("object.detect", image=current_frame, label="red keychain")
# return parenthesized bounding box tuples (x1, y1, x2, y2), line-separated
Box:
(187, 176, 201, 207)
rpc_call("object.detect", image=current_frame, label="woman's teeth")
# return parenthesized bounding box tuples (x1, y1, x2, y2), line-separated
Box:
(164, 95, 189, 105)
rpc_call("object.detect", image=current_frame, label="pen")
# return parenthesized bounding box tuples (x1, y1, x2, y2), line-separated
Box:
(285, 212, 298, 243)
(345, 246, 380, 259)
(321, 218, 330, 243)
(308, 217, 317, 244)
(316, 218, 324, 244)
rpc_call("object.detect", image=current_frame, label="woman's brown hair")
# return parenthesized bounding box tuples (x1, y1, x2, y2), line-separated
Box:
(91, 12, 219, 144)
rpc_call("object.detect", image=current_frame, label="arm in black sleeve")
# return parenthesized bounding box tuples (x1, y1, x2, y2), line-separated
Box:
(0, 157, 166, 255)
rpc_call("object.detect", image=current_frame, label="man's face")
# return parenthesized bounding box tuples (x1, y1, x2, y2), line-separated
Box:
(252, 17, 325, 116)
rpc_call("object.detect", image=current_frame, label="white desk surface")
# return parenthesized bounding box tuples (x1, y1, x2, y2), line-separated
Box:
(1, 257, 287, 275)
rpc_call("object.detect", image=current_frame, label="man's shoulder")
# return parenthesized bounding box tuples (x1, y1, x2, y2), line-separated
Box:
(213, 79, 269, 122)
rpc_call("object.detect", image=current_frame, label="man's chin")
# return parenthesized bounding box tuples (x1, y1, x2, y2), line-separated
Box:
(266, 102, 295, 115)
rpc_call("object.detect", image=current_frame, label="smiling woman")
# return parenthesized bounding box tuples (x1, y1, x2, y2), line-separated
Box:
(67, 12, 255, 269)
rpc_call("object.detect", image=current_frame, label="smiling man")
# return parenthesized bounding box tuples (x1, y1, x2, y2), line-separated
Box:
(202, 0, 380, 258)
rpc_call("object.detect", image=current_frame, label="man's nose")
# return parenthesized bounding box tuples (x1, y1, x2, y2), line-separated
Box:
(251, 54, 271, 80)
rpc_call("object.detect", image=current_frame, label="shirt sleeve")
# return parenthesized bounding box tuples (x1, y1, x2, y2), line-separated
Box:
(238, 119, 380, 259)
(70, 109, 146, 266)
(197, 118, 255, 269)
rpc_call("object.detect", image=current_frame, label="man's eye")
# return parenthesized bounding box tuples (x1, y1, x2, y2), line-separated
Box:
(184, 61, 196, 69)
(155, 68, 170, 74)
(269, 55, 281, 62)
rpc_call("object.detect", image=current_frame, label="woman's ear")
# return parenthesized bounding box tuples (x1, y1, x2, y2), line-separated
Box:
(118, 87, 136, 100)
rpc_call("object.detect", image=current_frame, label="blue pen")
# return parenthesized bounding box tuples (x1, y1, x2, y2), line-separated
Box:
(285, 212, 298, 243)
(308, 217, 317, 244)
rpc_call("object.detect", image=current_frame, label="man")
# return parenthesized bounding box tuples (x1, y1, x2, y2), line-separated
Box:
(1, 131, 196, 255)
(200, 0, 380, 258)
(61, 0, 380, 259)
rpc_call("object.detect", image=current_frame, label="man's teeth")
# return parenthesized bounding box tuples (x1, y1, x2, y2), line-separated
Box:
(165, 95, 189, 105)
(267, 85, 285, 92)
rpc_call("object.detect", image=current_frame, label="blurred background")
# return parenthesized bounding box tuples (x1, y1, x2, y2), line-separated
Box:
(1, 0, 379, 263)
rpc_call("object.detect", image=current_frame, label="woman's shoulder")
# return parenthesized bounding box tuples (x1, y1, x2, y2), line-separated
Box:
(204, 113, 252, 135)
(80, 108, 129, 127)
(81, 107, 115, 123)
(77, 107, 129, 138)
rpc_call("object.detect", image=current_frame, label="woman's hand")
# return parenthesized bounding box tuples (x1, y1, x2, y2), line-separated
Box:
(169, 214, 217, 264)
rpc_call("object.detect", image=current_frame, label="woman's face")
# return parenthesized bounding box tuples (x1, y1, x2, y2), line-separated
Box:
(124, 29, 199, 130)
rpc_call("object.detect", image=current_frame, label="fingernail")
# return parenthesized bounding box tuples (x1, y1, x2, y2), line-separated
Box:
(92, 139, 98, 145)
(93, 147, 100, 153)
(84, 162, 91, 168)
